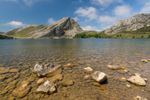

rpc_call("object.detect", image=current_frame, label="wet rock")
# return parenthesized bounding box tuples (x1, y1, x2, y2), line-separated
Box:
(84, 75, 91, 80)
(84, 67, 93, 73)
(126, 84, 131, 88)
(120, 77, 127, 81)
(33, 63, 43, 73)
(0, 67, 9, 74)
(12, 80, 31, 98)
(37, 80, 56, 94)
(51, 73, 63, 82)
(141, 59, 149, 63)
(62, 79, 74, 87)
(33, 63, 61, 77)
(134, 96, 148, 100)
(91, 71, 107, 84)
(37, 78, 45, 85)
(127, 73, 146, 86)
(63, 63, 75, 68)
(8, 68, 19, 73)
(107, 65, 124, 70)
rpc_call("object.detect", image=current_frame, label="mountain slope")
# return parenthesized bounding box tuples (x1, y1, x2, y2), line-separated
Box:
(7, 17, 82, 39)
(104, 13, 150, 34)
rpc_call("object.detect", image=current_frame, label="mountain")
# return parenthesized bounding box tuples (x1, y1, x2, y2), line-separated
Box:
(104, 13, 150, 34)
(6, 17, 82, 39)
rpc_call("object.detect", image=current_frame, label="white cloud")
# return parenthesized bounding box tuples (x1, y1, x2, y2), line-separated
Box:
(0, 0, 44, 6)
(7, 21, 25, 27)
(114, 5, 131, 16)
(140, 2, 150, 13)
(91, 0, 123, 6)
(75, 7, 97, 20)
(98, 15, 116, 24)
(82, 25, 100, 31)
(48, 18, 55, 24)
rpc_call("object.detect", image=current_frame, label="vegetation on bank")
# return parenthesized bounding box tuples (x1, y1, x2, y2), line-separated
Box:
(0, 34, 13, 39)
(75, 31, 150, 39)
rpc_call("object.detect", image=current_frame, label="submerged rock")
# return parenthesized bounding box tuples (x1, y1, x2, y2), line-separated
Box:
(33, 63, 61, 77)
(134, 96, 148, 100)
(63, 63, 75, 69)
(107, 65, 124, 70)
(37, 80, 56, 94)
(91, 71, 107, 84)
(141, 59, 149, 63)
(62, 79, 74, 87)
(84, 67, 93, 73)
(37, 78, 45, 85)
(127, 73, 146, 86)
(12, 80, 31, 98)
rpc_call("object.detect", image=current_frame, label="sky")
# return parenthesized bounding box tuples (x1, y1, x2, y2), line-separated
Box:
(0, 0, 149, 32)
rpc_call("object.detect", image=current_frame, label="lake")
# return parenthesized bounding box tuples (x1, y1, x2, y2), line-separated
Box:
(0, 39, 150, 100)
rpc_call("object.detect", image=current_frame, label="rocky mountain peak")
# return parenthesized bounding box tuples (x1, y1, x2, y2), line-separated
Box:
(104, 13, 150, 34)
(6, 17, 82, 39)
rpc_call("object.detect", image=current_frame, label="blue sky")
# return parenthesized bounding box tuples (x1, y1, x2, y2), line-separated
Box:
(0, 0, 149, 32)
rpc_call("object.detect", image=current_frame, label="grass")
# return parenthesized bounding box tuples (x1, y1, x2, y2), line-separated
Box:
(7, 25, 45, 38)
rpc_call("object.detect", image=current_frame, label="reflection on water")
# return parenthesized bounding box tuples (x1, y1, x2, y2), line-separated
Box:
(0, 39, 150, 66)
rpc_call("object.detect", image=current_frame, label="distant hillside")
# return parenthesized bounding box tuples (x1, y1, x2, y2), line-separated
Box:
(6, 17, 82, 39)
(104, 13, 150, 34)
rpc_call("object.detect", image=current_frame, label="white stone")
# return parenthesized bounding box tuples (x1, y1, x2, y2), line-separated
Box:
(127, 74, 146, 86)
(84, 67, 93, 72)
(37, 80, 56, 94)
(91, 71, 107, 83)
(34, 63, 43, 72)
(107, 65, 123, 70)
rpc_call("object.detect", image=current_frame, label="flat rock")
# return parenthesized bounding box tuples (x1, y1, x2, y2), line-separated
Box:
(91, 71, 107, 84)
(127, 73, 146, 86)
(37, 80, 56, 94)
(33, 63, 61, 77)
(12, 80, 31, 98)
(107, 65, 124, 70)
(62, 80, 74, 87)
(37, 78, 45, 85)
(84, 67, 93, 73)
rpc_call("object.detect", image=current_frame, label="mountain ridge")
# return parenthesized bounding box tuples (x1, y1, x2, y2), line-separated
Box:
(6, 17, 82, 39)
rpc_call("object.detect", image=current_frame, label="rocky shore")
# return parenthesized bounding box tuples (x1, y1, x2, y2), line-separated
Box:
(0, 58, 150, 100)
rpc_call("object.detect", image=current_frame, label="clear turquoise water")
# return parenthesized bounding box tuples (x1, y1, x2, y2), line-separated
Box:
(0, 39, 150, 66)
(0, 39, 150, 99)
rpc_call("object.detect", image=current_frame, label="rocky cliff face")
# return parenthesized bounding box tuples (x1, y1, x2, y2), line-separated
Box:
(7, 17, 82, 39)
(104, 13, 150, 34)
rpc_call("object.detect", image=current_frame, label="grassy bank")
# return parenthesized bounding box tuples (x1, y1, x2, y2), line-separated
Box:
(75, 31, 150, 39)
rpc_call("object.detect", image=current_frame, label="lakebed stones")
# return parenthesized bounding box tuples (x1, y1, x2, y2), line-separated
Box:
(12, 80, 31, 98)
(127, 73, 147, 86)
(33, 63, 62, 77)
(37, 80, 56, 94)
(91, 71, 107, 84)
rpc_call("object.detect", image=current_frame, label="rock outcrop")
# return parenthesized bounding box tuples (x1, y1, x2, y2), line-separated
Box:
(6, 17, 82, 39)
(104, 13, 150, 34)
